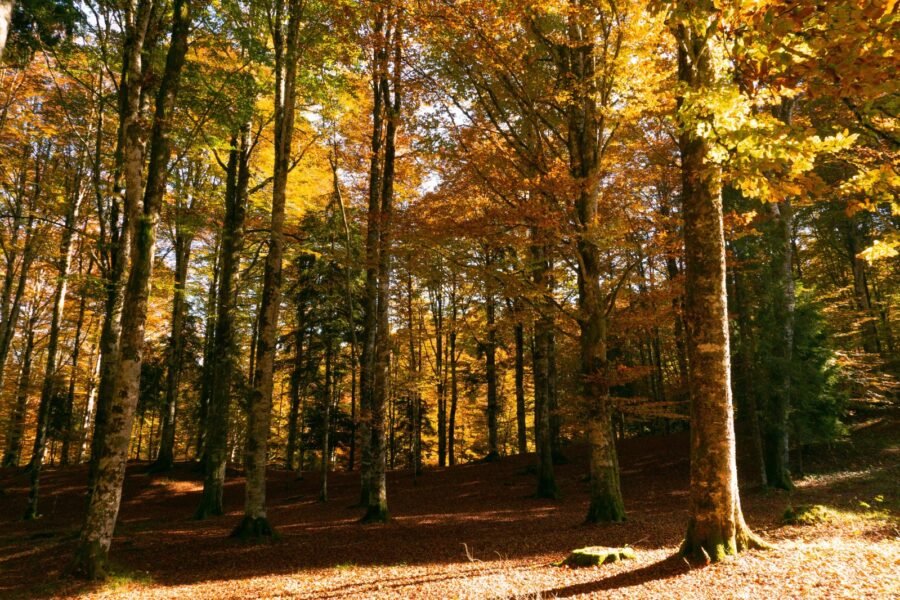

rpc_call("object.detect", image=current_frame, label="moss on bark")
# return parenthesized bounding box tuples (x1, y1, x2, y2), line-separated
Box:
(360, 501, 389, 524)
(71, 539, 108, 580)
(558, 546, 635, 567)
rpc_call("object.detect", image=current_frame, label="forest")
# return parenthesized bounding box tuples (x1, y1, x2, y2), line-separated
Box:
(0, 0, 897, 598)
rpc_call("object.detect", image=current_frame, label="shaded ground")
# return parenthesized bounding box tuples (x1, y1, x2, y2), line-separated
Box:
(0, 406, 897, 599)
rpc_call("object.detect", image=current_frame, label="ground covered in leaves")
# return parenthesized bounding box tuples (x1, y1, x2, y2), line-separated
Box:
(1, 404, 897, 599)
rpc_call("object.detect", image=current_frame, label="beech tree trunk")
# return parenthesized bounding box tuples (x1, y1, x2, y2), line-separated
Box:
(74, 0, 191, 578)
(233, 0, 303, 540)
(673, 6, 763, 560)
(61, 272, 90, 466)
(0, 1, 12, 62)
(360, 3, 402, 524)
(197, 124, 250, 518)
(530, 239, 557, 498)
(26, 182, 83, 519)
(514, 320, 527, 455)
(483, 250, 500, 461)
(150, 224, 192, 473)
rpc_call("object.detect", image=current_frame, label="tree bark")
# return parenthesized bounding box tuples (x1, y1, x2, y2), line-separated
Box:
(74, 0, 192, 577)
(26, 180, 83, 519)
(150, 221, 193, 473)
(672, 6, 764, 560)
(197, 123, 250, 518)
(0, 1, 12, 62)
(233, 0, 303, 540)
(530, 238, 557, 498)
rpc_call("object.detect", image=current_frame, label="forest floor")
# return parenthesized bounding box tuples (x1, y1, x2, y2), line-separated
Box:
(1, 403, 897, 599)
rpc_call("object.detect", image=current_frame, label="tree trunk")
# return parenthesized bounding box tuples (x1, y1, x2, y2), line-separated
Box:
(672, 7, 763, 560)
(150, 227, 192, 473)
(530, 238, 557, 498)
(196, 124, 250, 519)
(484, 251, 500, 461)
(361, 3, 402, 524)
(78, 342, 102, 464)
(61, 271, 90, 466)
(74, 0, 192, 577)
(514, 321, 527, 455)
(233, 0, 303, 540)
(0, 1, 12, 62)
(26, 182, 83, 519)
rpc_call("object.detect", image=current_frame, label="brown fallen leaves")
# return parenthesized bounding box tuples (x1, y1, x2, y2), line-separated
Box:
(0, 421, 897, 599)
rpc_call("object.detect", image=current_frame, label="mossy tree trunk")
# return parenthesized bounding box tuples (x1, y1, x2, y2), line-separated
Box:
(671, 3, 763, 561)
(73, 0, 191, 577)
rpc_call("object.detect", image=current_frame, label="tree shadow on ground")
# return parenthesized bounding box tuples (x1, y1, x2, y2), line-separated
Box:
(507, 554, 692, 599)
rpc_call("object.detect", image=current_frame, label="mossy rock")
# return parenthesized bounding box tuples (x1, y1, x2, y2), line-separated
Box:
(783, 504, 838, 526)
(556, 546, 635, 567)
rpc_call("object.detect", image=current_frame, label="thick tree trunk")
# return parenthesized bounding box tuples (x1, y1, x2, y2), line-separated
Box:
(673, 8, 763, 560)
(0, 1, 12, 62)
(74, 0, 191, 577)
(197, 124, 250, 519)
(2, 305, 37, 467)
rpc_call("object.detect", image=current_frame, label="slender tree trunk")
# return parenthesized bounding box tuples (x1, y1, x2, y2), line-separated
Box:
(26, 183, 83, 519)
(197, 124, 250, 518)
(196, 232, 220, 460)
(514, 321, 527, 455)
(61, 274, 90, 466)
(2, 304, 38, 467)
(150, 223, 193, 473)
(78, 342, 101, 464)
(530, 238, 557, 498)
(234, 0, 303, 540)
(672, 7, 763, 560)
(74, 0, 192, 577)
(361, 3, 402, 524)
(731, 259, 767, 488)
(286, 308, 305, 470)
(330, 149, 359, 472)
(484, 252, 499, 461)
(320, 340, 333, 502)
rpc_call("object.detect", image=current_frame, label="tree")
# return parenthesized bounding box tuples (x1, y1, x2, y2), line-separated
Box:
(667, 0, 764, 561)
(73, 0, 193, 578)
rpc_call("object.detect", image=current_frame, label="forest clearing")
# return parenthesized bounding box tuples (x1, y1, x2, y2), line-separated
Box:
(0, 0, 898, 598)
